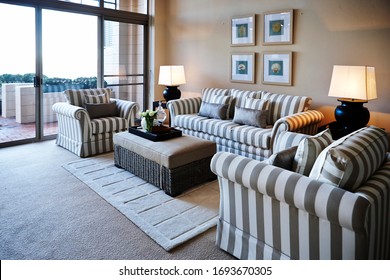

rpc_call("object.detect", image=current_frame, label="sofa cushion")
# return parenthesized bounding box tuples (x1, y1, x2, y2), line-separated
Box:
(201, 88, 233, 119)
(90, 116, 128, 134)
(273, 131, 309, 153)
(207, 95, 233, 119)
(229, 89, 264, 117)
(174, 114, 207, 131)
(64, 88, 112, 107)
(262, 92, 312, 125)
(198, 118, 241, 139)
(85, 101, 117, 119)
(230, 125, 273, 149)
(198, 101, 229, 119)
(201, 88, 230, 102)
(309, 126, 388, 191)
(233, 107, 268, 128)
(292, 128, 333, 176)
(244, 98, 269, 110)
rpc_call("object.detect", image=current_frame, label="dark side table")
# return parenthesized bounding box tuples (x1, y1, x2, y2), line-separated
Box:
(318, 121, 358, 140)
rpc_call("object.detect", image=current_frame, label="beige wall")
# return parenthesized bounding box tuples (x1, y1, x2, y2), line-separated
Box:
(152, 0, 390, 132)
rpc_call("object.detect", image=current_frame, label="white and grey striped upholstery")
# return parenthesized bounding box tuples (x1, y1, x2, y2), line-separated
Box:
(53, 89, 139, 157)
(229, 89, 265, 117)
(167, 88, 324, 161)
(272, 131, 309, 153)
(64, 88, 112, 107)
(262, 92, 312, 125)
(211, 150, 390, 260)
(309, 126, 388, 191)
(292, 128, 333, 176)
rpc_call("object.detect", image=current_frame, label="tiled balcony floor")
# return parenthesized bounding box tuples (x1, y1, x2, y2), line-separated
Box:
(0, 116, 57, 144)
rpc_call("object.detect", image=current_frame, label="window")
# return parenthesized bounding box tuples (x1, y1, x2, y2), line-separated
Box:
(58, 0, 148, 13)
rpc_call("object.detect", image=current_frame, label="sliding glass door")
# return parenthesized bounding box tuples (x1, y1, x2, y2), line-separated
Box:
(0, 3, 36, 145)
(42, 9, 98, 137)
(0, 0, 148, 148)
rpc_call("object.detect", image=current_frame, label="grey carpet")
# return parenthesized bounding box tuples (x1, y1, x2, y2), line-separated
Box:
(62, 155, 220, 251)
(0, 140, 234, 260)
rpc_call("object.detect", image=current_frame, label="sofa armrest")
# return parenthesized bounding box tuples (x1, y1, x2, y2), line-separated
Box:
(167, 97, 202, 125)
(52, 102, 92, 140)
(270, 110, 324, 152)
(113, 99, 140, 126)
(273, 110, 324, 133)
(211, 151, 370, 233)
(52, 102, 90, 121)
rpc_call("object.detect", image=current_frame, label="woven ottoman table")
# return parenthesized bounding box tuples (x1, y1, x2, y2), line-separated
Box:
(113, 131, 217, 196)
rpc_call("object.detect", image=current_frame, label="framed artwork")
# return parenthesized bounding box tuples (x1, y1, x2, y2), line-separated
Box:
(262, 51, 292, 86)
(231, 15, 255, 46)
(231, 52, 255, 83)
(263, 9, 293, 45)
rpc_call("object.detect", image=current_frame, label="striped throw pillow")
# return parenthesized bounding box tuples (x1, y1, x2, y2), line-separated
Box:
(64, 88, 111, 107)
(84, 93, 109, 104)
(309, 126, 388, 191)
(292, 128, 333, 176)
(244, 98, 269, 110)
(201, 88, 229, 103)
(262, 92, 312, 125)
(229, 89, 264, 118)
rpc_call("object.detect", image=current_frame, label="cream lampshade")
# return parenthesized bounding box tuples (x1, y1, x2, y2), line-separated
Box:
(328, 65, 377, 130)
(158, 65, 186, 101)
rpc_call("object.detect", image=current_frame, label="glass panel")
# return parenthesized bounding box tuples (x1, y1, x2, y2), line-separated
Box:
(104, 0, 148, 14)
(42, 9, 98, 137)
(0, 4, 36, 145)
(104, 20, 144, 107)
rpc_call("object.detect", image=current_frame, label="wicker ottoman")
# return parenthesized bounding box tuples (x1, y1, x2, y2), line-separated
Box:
(113, 132, 216, 196)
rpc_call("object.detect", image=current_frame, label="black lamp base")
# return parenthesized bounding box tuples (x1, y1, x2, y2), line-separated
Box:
(334, 98, 370, 130)
(163, 86, 181, 102)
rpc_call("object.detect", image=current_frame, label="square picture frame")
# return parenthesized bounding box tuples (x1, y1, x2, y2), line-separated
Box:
(231, 14, 255, 46)
(262, 51, 292, 86)
(263, 9, 293, 45)
(231, 52, 255, 83)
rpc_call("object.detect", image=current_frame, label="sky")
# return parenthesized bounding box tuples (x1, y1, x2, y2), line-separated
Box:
(0, 3, 97, 79)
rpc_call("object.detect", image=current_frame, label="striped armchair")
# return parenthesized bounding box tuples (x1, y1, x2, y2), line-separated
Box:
(210, 126, 390, 260)
(52, 88, 139, 157)
(167, 88, 324, 161)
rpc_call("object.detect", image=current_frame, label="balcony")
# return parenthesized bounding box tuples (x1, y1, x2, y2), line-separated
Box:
(0, 83, 72, 144)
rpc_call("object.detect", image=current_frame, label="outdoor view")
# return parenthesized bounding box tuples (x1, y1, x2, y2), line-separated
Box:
(0, 1, 146, 146)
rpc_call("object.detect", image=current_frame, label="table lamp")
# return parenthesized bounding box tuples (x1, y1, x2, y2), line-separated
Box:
(158, 65, 186, 101)
(328, 65, 377, 130)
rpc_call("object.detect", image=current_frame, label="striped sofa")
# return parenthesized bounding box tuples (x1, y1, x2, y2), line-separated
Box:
(210, 126, 390, 259)
(52, 88, 139, 157)
(167, 88, 324, 160)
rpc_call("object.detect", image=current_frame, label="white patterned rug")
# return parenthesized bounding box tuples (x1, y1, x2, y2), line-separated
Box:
(62, 153, 220, 251)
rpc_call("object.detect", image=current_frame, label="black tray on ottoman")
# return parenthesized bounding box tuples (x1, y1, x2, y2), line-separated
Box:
(128, 126, 182, 142)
